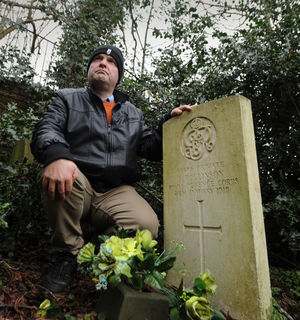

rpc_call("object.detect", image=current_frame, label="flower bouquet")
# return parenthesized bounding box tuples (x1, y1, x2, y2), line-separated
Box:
(77, 229, 226, 320)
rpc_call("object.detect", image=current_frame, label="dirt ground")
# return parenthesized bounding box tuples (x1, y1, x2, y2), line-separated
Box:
(0, 246, 98, 320)
(0, 245, 297, 320)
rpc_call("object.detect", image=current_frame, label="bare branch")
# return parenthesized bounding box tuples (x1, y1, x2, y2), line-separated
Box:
(141, 0, 155, 75)
(0, 16, 53, 40)
(0, 23, 16, 39)
(0, 0, 44, 11)
(128, 0, 138, 73)
(33, 22, 59, 51)
(119, 21, 128, 56)
(29, 21, 37, 53)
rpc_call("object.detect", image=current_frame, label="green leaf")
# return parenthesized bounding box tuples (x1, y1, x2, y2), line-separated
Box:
(97, 312, 107, 320)
(140, 253, 155, 271)
(115, 227, 130, 238)
(212, 308, 226, 320)
(145, 270, 164, 291)
(108, 274, 121, 287)
(68, 294, 75, 301)
(177, 278, 184, 296)
(156, 256, 176, 272)
(98, 234, 109, 244)
(165, 289, 182, 308)
(170, 307, 181, 320)
(126, 274, 145, 291)
(193, 277, 206, 296)
(116, 261, 132, 278)
(46, 302, 62, 319)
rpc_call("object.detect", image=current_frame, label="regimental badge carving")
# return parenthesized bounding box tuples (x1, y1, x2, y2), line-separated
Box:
(181, 117, 216, 161)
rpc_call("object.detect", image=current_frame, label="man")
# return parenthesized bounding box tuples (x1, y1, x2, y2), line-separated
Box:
(31, 45, 191, 293)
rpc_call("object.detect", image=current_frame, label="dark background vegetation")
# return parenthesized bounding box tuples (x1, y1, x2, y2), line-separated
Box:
(0, 0, 299, 318)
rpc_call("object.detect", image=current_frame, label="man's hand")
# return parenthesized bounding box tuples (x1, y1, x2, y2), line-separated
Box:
(170, 105, 193, 117)
(42, 159, 78, 200)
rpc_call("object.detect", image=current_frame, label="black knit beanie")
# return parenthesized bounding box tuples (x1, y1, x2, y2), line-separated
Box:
(87, 45, 124, 84)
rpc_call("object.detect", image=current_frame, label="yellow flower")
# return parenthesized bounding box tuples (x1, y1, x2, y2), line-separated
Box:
(200, 270, 217, 295)
(37, 299, 51, 317)
(104, 236, 144, 261)
(185, 296, 213, 320)
(92, 277, 99, 283)
(39, 299, 51, 310)
(180, 291, 190, 301)
(136, 229, 157, 250)
(77, 242, 95, 264)
(92, 236, 144, 279)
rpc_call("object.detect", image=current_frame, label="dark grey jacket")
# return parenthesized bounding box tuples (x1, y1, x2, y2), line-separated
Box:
(30, 86, 170, 192)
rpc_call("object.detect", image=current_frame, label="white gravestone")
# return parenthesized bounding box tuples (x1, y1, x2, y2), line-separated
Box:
(163, 95, 272, 319)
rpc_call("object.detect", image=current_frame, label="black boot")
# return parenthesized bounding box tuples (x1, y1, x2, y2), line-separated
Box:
(42, 253, 77, 293)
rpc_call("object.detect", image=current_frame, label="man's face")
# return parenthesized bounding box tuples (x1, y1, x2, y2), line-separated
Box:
(87, 53, 119, 90)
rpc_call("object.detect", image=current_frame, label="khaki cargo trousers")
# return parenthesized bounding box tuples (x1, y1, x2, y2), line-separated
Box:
(40, 169, 159, 255)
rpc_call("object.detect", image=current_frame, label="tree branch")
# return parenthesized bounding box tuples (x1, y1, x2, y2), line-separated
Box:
(0, 23, 16, 39)
(128, 0, 138, 73)
(0, 304, 37, 310)
(119, 21, 128, 56)
(141, 0, 155, 75)
(0, 16, 53, 40)
(0, 0, 44, 11)
(29, 21, 37, 53)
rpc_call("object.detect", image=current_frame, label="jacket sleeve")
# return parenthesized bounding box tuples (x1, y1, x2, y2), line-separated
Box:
(138, 112, 172, 161)
(30, 91, 74, 166)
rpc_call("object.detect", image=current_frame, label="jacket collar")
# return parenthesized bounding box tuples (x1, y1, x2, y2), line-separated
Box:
(87, 84, 129, 104)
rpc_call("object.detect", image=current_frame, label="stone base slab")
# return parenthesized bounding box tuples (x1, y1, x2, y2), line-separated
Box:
(95, 283, 169, 320)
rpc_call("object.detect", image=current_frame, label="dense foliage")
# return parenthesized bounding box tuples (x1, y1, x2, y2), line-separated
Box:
(0, 0, 299, 271)
(201, 0, 300, 263)
(44, 0, 131, 88)
(146, 0, 300, 264)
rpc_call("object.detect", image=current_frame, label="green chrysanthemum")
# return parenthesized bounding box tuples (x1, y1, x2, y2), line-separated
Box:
(91, 238, 134, 279)
(77, 242, 95, 264)
(185, 296, 213, 320)
(200, 270, 217, 295)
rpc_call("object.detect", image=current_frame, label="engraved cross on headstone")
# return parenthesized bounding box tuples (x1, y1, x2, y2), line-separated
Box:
(184, 200, 222, 272)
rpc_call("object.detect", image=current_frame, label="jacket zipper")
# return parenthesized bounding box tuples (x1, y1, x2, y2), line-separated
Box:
(107, 101, 120, 167)
(107, 124, 112, 167)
